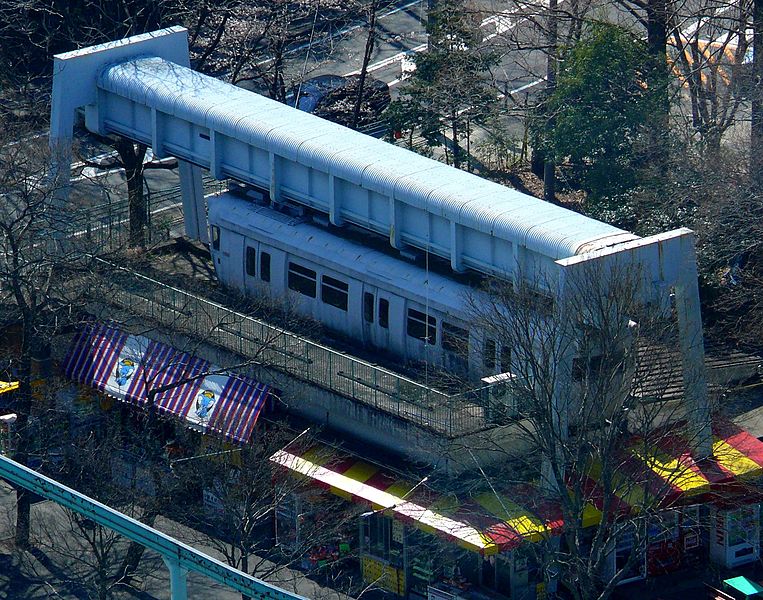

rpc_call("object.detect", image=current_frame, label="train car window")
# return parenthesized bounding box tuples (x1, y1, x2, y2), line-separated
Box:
(210, 226, 220, 251)
(443, 322, 468, 357)
(288, 262, 316, 298)
(245, 247, 257, 277)
(321, 275, 349, 311)
(483, 339, 496, 369)
(260, 252, 271, 282)
(363, 293, 374, 323)
(407, 309, 436, 344)
(500, 344, 511, 372)
(379, 299, 389, 329)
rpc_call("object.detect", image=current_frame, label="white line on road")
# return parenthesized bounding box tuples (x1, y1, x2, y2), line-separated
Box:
(258, 0, 424, 67)
(356, 0, 564, 86)
(344, 43, 426, 76)
(508, 77, 546, 95)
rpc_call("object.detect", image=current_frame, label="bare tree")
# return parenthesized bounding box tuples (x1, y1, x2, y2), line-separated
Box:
(751, 0, 763, 185)
(462, 263, 715, 600)
(349, 0, 382, 129)
(389, 0, 500, 169)
(170, 424, 356, 600)
(668, 0, 751, 151)
(0, 119, 108, 549)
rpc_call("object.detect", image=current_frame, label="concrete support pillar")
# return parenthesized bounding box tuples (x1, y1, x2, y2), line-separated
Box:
(450, 221, 465, 272)
(49, 75, 77, 206)
(178, 160, 208, 243)
(49, 27, 191, 207)
(674, 236, 712, 458)
(163, 557, 188, 600)
(541, 269, 573, 495)
(389, 196, 401, 249)
(329, 175, 343, 226)
(269, 152, 281, 204)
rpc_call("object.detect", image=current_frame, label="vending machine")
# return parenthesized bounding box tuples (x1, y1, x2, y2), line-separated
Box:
(710, 505, 761, 568)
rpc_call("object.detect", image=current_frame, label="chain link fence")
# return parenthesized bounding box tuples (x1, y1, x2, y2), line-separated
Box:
(96, 258, 514, 437)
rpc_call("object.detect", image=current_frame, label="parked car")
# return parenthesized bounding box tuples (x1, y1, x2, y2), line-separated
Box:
(284, 74, 391, 133)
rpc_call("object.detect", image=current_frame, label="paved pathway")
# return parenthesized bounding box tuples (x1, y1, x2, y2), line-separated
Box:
(0, 482, 354, 599)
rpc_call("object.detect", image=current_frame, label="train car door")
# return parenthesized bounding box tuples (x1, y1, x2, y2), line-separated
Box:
(361, 285, 390, 351)
(243, 240, 259, 295)
(217, 229, 246, 289)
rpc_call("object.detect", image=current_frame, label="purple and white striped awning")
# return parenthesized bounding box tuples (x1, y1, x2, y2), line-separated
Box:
(62, 322, 269, 443)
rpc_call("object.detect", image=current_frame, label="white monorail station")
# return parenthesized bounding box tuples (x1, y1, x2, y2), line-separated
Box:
(48, 27, 711, 455)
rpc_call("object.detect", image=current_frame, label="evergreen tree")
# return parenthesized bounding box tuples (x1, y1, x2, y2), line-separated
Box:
(533, 23, 669, 209)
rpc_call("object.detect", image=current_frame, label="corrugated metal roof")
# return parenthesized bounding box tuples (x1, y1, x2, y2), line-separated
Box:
(100, 56, 638, 261)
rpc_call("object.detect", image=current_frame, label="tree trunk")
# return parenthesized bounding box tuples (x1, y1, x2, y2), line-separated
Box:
(645, 0, 668, 60)
(752, 0, 763, 187)
(646, 0, 670, 164)
(113, 138, 148, 249)
(12, 319, 42, 550)
(351, 0, 378, 130)
(241, 552, 251, 600)
(270, 45, 286, 102)
(127, 168, 147, 249)
(116, 508, 158, 584)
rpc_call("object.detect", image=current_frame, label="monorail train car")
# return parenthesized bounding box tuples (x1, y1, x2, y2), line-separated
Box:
(208, 191, 512, 378)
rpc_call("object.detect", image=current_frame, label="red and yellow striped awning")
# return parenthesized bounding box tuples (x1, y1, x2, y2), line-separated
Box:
(583, 420, 763, 512)
(273, 420, 763, 556)
(0, 381, 19, 395)
(270, 448, 565, 556)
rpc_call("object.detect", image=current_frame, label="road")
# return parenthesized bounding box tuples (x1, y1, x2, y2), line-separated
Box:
(291, 0, 552, 97)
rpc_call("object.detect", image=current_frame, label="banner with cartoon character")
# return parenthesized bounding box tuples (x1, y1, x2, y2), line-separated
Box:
(62, 322, 271, 443)
(103, 335, 150, 400)
(185, 374, 228, 429)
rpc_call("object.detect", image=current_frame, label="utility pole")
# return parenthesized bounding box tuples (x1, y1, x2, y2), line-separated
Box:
(543, 0, 558, 204)
(752, 0, 763, 188)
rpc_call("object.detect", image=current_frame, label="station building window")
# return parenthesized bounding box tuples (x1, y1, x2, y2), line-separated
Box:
(321, 275, 349, 311)
(407, 309, 436, 344)
(288, 262, 316, 298)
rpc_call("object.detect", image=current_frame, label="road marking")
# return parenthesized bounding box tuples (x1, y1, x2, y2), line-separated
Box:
(258, 0, 424, 67)
(344, 43, 426, 76)
(356, 0, 564, 86)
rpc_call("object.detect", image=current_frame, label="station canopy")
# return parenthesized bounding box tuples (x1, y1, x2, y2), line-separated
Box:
(272, 420, 763, 556)
(62, 322, 270, 443)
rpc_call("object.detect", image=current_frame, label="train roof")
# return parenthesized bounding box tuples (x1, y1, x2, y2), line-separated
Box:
(208, 192, 473, 316)
(101, 57, 638, 261)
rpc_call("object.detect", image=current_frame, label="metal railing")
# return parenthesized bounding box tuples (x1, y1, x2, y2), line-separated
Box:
(54, 177, 514, 436)
(95, 259, 513, 437)
(62, 176, 225, 251)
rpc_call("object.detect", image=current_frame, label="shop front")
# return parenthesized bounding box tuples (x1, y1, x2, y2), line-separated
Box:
(272, 417, 763, 598)
(274, 489, 356, 573)
(358, 511, 543, 600)
(270, 448, 565, 599)
(604, 505, 704, 585)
